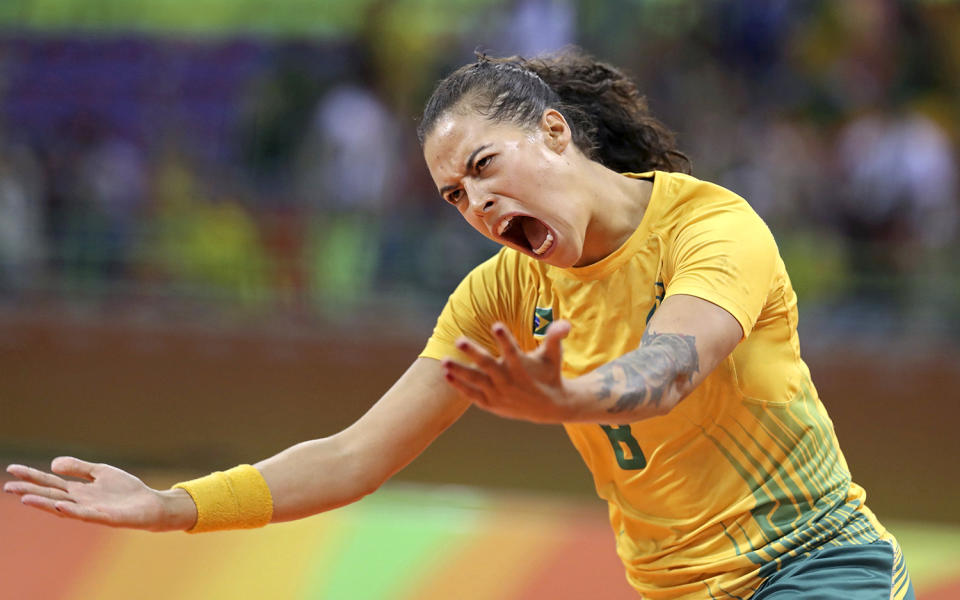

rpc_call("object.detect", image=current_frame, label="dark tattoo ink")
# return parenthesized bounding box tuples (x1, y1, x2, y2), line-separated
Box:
(594, 330, 700, 414)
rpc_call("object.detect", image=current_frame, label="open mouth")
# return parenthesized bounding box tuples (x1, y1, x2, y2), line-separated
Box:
(496, 215, 555, 257)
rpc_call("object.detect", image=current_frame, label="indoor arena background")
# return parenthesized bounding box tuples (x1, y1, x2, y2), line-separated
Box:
(1, 1, 958, 599)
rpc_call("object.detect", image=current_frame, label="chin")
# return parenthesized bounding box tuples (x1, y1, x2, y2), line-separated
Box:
(541, 247, 581, 268)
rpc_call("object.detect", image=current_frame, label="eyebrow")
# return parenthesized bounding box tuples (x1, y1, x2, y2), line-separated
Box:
(438, 144, 492, 196)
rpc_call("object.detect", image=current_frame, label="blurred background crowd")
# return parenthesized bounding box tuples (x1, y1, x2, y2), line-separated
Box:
(0, 0, 958, 341)
(3, 6, 960, 585)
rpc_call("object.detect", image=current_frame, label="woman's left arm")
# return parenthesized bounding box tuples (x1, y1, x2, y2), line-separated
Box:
(442, 293, 742, 424)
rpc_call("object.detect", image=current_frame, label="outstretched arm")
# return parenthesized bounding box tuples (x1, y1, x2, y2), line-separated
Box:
(4, 357, 467, 530)
(256, 358, 469, 522)
(442, 294, 742, 423)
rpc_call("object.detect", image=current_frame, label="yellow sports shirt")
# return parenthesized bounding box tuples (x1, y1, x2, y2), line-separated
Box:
(420, 171, 890, 599)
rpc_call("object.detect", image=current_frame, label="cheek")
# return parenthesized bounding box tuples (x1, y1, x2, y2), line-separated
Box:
(462, 211, 490, 238)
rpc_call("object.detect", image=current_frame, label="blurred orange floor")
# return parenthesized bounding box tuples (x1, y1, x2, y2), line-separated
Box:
(2, 480, 959, 600)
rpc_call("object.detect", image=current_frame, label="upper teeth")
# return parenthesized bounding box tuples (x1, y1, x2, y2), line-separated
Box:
(533, 231, 555, 255)
(497, 216, 513, 236)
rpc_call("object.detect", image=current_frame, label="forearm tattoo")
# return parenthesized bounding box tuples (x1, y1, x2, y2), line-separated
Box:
(594, 331, 700, 414)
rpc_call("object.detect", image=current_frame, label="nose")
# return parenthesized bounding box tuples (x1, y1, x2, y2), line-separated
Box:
(464, 180, 495, 215)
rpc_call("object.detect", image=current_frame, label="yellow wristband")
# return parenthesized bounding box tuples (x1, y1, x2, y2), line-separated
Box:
(172, 464, 273, 533)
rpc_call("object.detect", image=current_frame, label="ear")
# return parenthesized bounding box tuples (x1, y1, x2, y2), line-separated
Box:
(540, 109, 572, 155)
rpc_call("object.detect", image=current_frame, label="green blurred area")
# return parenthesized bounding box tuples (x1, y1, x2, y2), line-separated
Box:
(0, 0, 500, 36)
(0, 0, 957, 335)
(0, 0, 958, 536)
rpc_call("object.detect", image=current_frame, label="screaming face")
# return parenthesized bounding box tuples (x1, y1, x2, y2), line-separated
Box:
(422, 109, 591, 268)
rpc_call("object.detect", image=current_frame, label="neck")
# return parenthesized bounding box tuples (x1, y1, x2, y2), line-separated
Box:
(575, 162, 653, 267)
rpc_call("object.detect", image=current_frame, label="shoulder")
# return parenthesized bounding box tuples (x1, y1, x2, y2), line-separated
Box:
(428, 247, 536, 357)
(641, 172, 770, 250)
(654, 171, 753, 221)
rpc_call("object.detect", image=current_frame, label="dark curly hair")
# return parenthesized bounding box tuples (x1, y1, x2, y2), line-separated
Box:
(417, 48, 690, 174)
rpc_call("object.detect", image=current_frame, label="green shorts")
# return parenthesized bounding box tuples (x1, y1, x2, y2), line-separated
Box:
(752, 540, 914, 599)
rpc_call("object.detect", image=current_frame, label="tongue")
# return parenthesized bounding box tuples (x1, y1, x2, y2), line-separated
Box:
(521, 217, 548, 251)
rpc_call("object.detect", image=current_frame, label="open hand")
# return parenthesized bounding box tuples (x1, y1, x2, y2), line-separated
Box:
(4, 457, 195, 531)
(441, 320, 578, 423)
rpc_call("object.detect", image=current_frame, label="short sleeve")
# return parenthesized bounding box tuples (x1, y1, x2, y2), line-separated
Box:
(419, 250, 521, 363)
(663, 197, 778, 338)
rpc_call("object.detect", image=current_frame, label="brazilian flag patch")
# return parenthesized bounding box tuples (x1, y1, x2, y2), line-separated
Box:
(532, 307, 554, 337)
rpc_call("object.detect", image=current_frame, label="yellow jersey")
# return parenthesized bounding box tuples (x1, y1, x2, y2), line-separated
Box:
(420, 171, 890, 599)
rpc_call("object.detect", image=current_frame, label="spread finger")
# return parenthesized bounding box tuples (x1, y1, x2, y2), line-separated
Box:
(3, 481, 73, 502)
(454, 337, 499, 371)
(443, 369, 488, 404)
(51, 457, 99, 482)
(492, 323, 523, 368)
(6, 465, 70, 492)
(443, 359, 493, 389)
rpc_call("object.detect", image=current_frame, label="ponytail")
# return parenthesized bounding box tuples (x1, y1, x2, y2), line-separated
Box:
(418, 48, 691, 174)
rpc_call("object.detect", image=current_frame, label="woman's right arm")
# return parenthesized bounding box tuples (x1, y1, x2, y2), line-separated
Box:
(256, 357, 469, 522)
(4, 357, 469, 531)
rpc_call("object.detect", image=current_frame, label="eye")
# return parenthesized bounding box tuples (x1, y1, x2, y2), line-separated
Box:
(475, 155, 493, 171)
(445, 188, 463, 204)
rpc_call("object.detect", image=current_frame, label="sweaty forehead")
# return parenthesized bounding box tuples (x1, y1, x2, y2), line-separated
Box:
(424, 112, 480, 152)
(423, 113, 482, 179)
